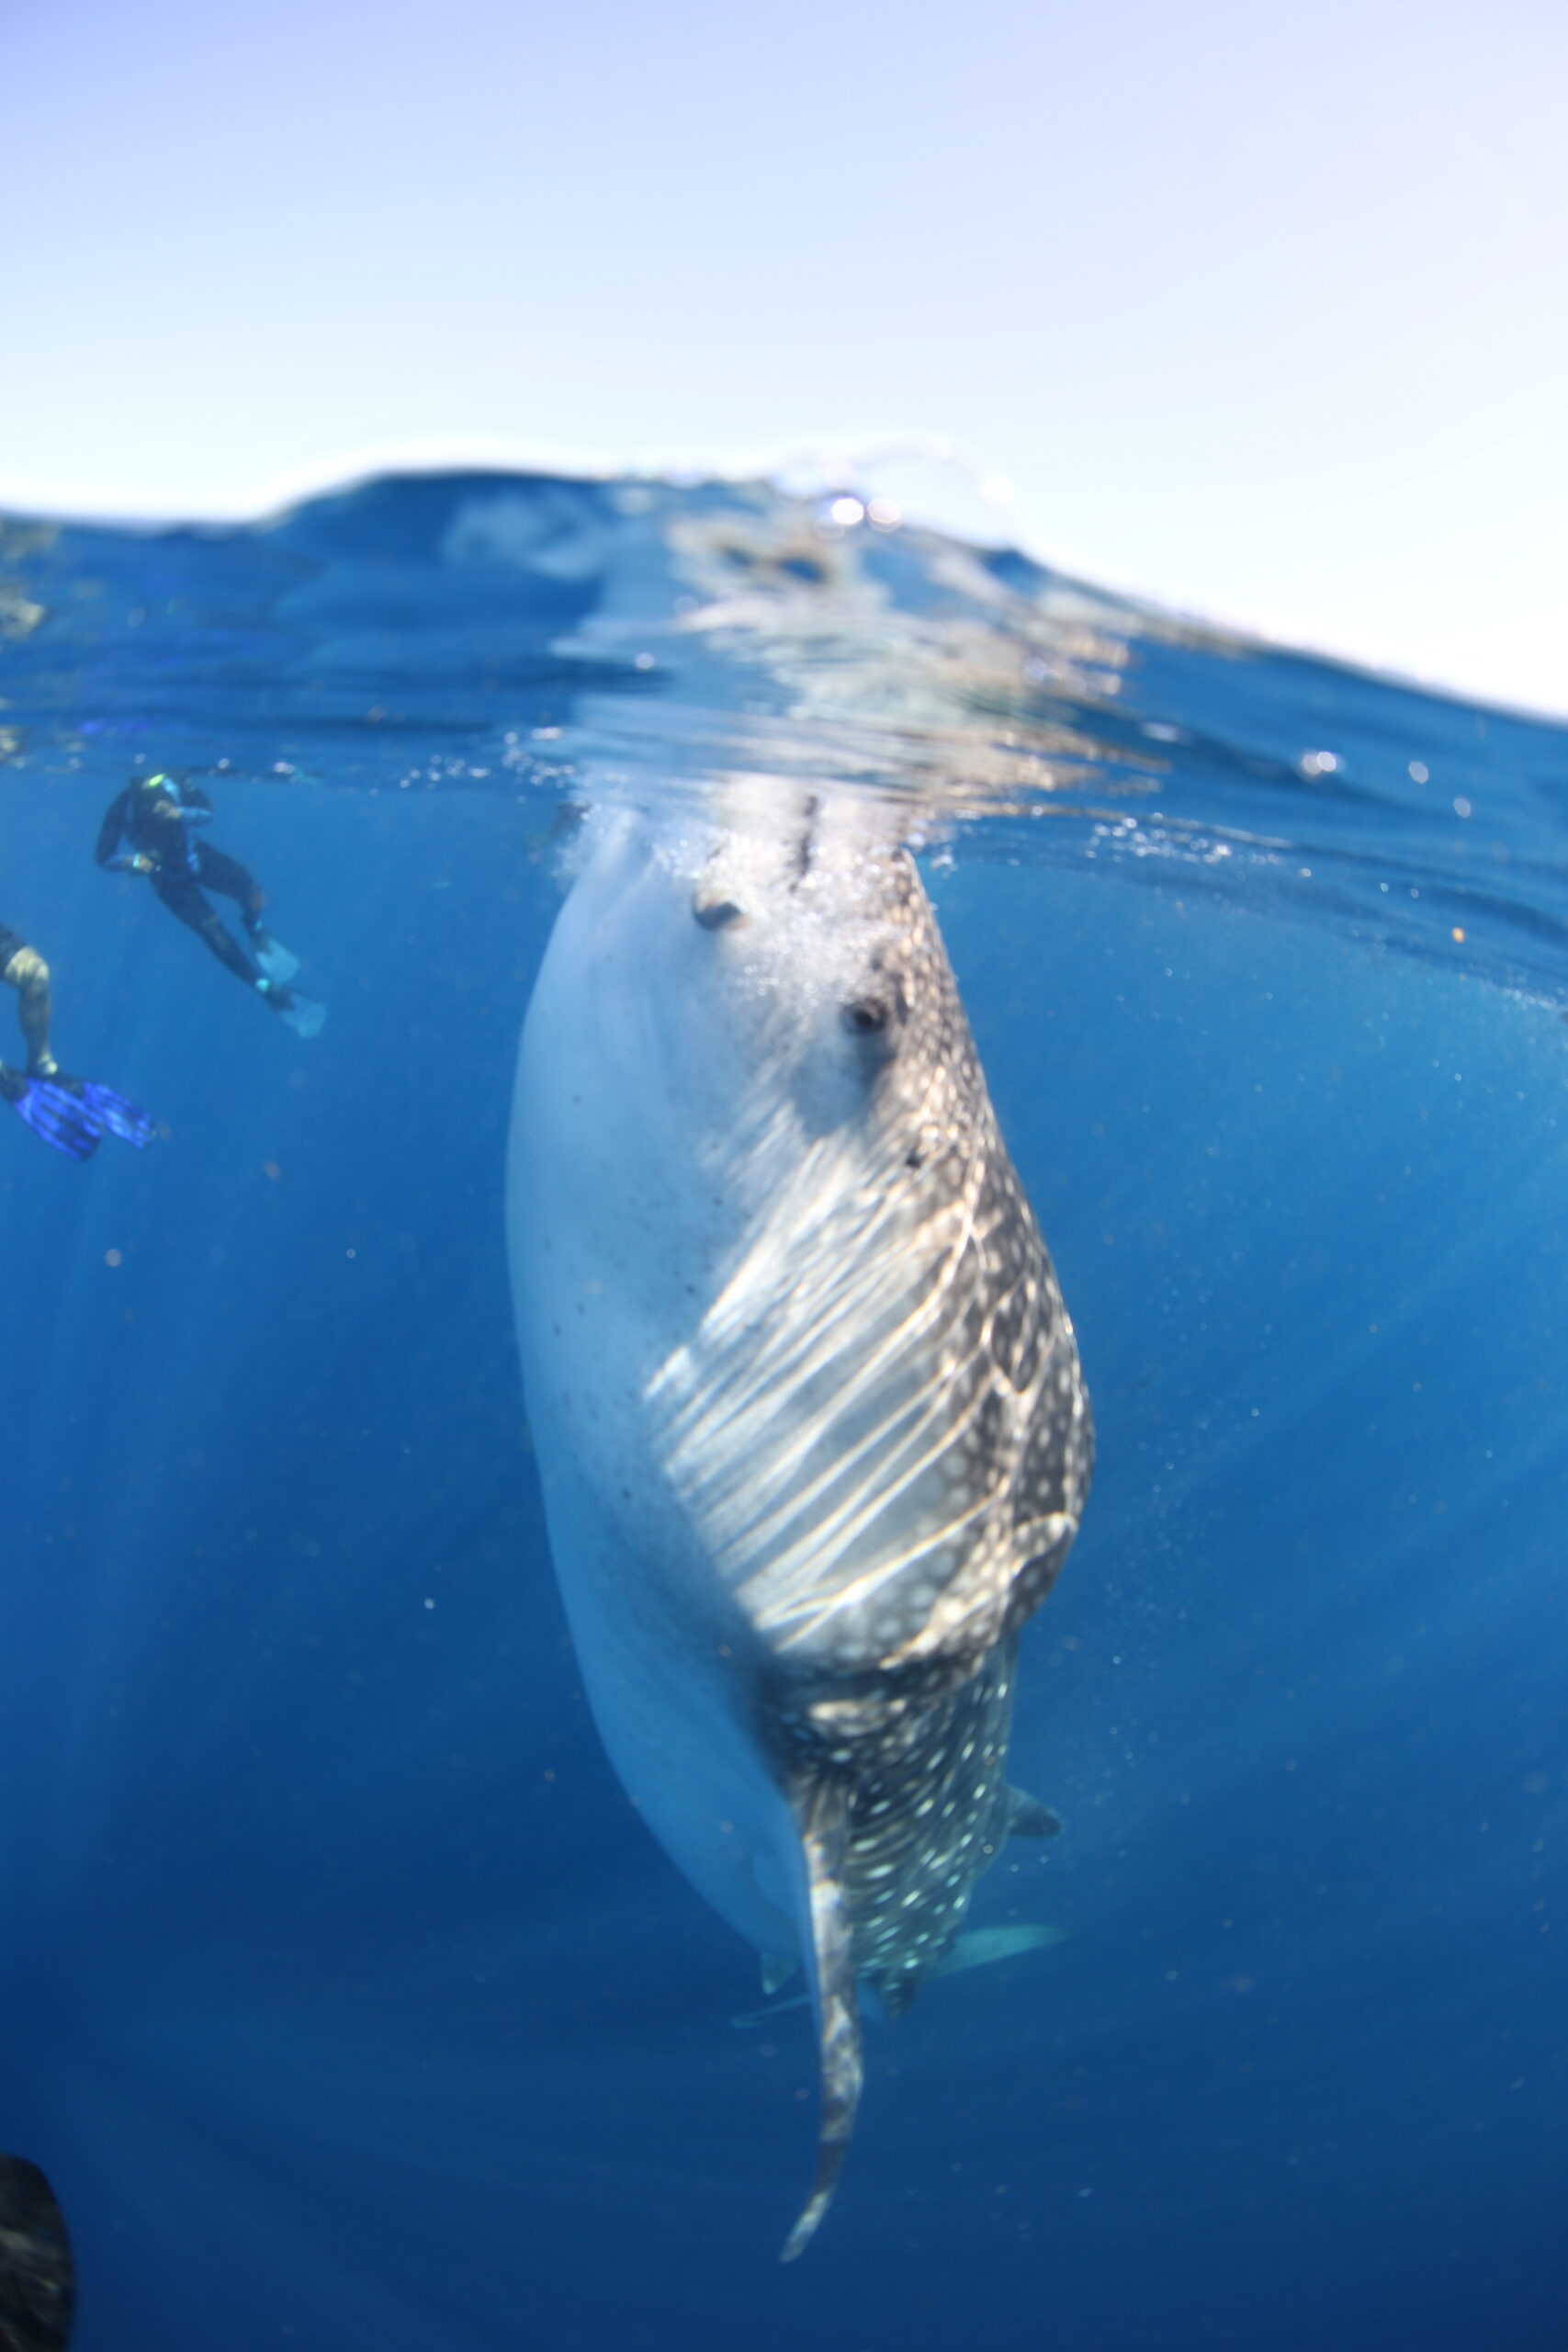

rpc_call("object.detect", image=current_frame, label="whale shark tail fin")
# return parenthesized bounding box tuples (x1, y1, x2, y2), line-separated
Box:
(779, 1773, 863, 2264)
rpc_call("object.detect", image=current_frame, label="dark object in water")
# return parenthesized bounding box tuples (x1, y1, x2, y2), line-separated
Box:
(0, 2157, 73, 2352)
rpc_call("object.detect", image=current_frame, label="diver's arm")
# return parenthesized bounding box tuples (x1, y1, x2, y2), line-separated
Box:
(96, 791, 156, 875)
(96, 791, 133, 867)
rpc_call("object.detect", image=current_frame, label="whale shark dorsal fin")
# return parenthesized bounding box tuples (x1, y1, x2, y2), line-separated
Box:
(761, 1954, 797, 1997)
(1005, 1785, 1063, 1839)
(779, 1774, 863, 2264)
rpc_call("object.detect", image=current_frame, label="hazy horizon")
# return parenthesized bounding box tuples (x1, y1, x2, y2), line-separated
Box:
(4, 0, 1564, 714)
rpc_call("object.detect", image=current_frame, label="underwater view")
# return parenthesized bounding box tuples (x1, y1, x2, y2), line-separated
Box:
(1, 470, 1564, 2351)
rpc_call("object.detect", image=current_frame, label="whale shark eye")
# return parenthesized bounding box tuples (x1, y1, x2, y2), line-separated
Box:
(842, 996, 891, 1036)
(693, 894, 744, 931)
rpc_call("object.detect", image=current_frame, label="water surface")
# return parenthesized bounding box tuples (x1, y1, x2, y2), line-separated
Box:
(1, 473, 1564, 2351)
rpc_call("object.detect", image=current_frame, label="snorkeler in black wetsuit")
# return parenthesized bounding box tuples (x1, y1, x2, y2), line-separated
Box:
(96, 774, 325, 1037)
(0, 922, 154, 1160)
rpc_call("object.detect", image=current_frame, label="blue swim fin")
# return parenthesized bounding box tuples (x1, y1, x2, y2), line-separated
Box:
(74, 1080, 156, 1148)
(247, 925, 300, 984)
(257, 980, 326, 1039)
(6, 1077, 103, 1160)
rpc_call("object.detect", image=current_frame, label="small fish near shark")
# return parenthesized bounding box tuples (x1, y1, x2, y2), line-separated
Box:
(507, 793, 1093, 2257)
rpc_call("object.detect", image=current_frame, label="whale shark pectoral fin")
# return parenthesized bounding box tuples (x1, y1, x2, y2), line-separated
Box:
(778, 1772, 863, 2264)
(728, 1952, 803, 2029)
(1005, 1785, 1063, 1838)
(931, 1923, 1073, 1982)
(730, 1989, 812, 2030)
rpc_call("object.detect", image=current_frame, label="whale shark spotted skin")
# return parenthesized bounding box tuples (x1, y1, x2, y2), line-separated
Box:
(507, 798, 1092, 2256)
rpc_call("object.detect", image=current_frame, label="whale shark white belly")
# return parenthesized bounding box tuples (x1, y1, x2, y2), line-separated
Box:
(507, 798, 1092, 2256)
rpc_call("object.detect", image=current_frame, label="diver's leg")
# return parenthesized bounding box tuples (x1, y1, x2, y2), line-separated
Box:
(196, 843, 302, 979)
(191, 843, 265, 925)
(1, 937, 57, 1075)
(0, 930, 154, 1152)
(149, 869, 259, 987)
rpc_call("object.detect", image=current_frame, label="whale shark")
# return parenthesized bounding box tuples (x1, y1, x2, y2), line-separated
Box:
(507, 795, 1092, 2256)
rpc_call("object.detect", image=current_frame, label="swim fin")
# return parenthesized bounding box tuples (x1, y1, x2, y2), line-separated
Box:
(247, 925, 300, 984)
(73, 1079, 156, 1148)
(5, 1076, 103, 1160)
(258, 979, 326, 1039)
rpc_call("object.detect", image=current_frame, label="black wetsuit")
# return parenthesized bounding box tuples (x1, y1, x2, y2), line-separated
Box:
(96, 778, 264, 988)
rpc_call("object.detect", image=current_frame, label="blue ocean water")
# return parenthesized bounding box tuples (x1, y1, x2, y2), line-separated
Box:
(1, 473, 1564, 2351)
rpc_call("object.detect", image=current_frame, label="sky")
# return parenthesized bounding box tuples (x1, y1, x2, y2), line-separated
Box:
(2, 0, 1565, 714)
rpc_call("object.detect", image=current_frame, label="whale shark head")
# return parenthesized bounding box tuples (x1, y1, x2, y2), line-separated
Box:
(510, 791, 1092, 2258)
(544, 797, 963, 1213)
(680, 808, 940, 1141)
